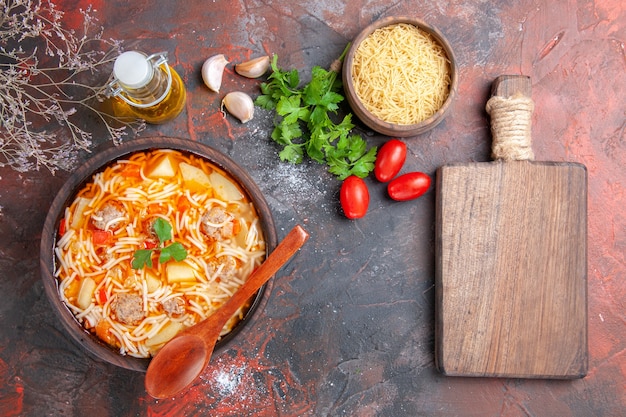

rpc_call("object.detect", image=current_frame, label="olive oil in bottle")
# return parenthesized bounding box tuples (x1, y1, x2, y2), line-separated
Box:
(106, 51, 186, 124)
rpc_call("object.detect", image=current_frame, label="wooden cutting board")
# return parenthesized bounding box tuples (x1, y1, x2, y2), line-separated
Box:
(435, 75, 588, 379)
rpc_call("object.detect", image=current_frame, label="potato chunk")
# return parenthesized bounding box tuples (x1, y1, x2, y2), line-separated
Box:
(180, 162, 211, 192)
(145, 154, 177, 179)
(70, 197, 90, 230)
(166, 261, 196, 283)
(145, 321, 184, 347)
(76, 277, 97, 310)
(144, 270, 161, 293)
(209, 171, 243, 201)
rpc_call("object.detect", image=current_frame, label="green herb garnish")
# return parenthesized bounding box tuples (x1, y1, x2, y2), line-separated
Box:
(255, 46, 377, 180)
(131, 218, 187, 269)
(132, 249, 154, 269)
(158, 242, 187, 264)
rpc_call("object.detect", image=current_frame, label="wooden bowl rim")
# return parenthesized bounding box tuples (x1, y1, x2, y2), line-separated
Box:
(343, 16, 458, 137)
(39, 137, 278, 372)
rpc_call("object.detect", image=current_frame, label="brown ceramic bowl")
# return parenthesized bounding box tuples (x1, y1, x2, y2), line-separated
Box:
(343, 16, 458, 137)
(40, 137, 277, 371)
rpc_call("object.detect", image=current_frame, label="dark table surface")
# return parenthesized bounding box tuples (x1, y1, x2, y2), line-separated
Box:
(1, 1, 625, 416)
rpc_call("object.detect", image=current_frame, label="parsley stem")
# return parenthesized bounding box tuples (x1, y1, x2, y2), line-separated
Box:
(328, 43, 351, 87)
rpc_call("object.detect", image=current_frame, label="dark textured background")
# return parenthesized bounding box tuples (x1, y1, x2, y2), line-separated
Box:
(1, 1, 624, 416)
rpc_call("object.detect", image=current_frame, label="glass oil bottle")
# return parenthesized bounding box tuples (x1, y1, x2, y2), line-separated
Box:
(105, 51, 186, 124)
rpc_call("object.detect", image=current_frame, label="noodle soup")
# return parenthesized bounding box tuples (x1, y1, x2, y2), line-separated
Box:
(54, 149, 267, 358)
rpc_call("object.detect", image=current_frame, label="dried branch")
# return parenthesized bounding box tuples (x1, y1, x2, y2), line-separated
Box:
(0, 0, 145, 173)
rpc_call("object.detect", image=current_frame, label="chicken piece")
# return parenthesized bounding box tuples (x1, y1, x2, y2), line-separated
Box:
(207, 256, 237, 280)
(110, 293, 145, 325)
(161, 297, 186, 318)
(92, 201, 126, 231)
(200, 207, 235, 241)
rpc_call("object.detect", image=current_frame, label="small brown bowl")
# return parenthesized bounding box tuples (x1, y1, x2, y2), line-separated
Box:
(40, 137, 277, 371)
(343, 16, 458, 137)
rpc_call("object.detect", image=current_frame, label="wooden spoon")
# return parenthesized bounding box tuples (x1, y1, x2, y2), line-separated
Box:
(144, 224, 309, 399)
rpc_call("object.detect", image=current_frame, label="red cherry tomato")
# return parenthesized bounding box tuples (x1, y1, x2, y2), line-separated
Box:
(374, 139, 407, 182)
(387, 172, 431, 201)
(340, 176, 369, 219)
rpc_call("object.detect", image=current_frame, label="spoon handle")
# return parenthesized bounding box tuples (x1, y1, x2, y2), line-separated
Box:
(193, 224, 309, 336)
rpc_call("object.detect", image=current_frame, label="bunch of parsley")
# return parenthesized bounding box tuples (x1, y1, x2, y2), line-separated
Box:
(255, 47, 377, 180)
(131, 218, 187, 269)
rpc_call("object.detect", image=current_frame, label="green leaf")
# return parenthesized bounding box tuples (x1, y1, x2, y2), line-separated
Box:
(308, 105, 330, 127)
(279, 145, 304, 164)
(132, 249, 154, 269)
(276, 95, 302, 116)
(267, 55, 300, 93)
(303, 66, 336, 107)
(346, 135, 368, 161)
(282, 67, 300, 89)
(320, 91, 343, 110)
(350, 146, 378, 177)
(306, 126, 331, 163)
(159, 242, 188, 264)
(326, 138, 377, 180)
(306, 143, 327, 164)
(335, 114, 355, 132)
(271, 123, 303, 145)
(270, 53, 281, 73)
(348, 164, 374, 179)
(153, 217, 172, 244)
(284, 108, 309, 126)
(254, 93, 276, 110)
(327, 162, 350, 180)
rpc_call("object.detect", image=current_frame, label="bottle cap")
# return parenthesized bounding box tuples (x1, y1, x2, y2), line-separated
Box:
(113, 51, 153, 89)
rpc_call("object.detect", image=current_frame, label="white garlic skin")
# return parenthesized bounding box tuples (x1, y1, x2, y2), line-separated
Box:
(235, 56, 270, 79)
(222, 92, 254, 123)
(202, 54, 229, 92)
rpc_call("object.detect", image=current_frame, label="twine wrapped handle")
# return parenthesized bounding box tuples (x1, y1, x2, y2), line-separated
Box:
(485, 75, 535, 161)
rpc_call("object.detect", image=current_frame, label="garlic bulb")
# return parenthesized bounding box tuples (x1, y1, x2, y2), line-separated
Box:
(222, 92, 254, 123)
(235, 56, 270, 79)
(202, 54, 229, 92)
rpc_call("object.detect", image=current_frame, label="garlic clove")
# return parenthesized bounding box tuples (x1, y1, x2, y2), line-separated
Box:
(221, 92, 254, 123)
(202, 54, 229, 92)
(235, 56, 270, 79)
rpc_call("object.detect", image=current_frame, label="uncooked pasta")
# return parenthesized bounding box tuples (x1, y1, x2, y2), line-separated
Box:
(351, 23, 451, 125)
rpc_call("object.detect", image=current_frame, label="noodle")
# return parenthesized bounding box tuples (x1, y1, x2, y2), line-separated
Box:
(351, 23, 451, 125)
(54, 149, 267, 358)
